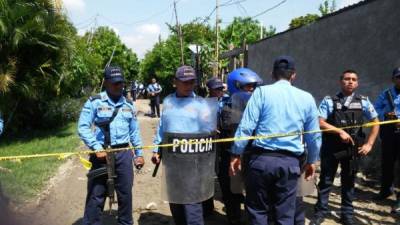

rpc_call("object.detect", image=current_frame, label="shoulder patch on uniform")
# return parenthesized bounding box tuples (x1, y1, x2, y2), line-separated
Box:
(356, 94, 367, 100)
(89, 94, 101, 101)
(330, 95, 339, 101)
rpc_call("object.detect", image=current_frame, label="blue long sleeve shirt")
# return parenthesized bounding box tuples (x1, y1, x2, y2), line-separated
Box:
(77, 92, 143, 156)
(374, 86, 399, 121)
(231, 80, 321, 164)
(0, 114, 3, 135)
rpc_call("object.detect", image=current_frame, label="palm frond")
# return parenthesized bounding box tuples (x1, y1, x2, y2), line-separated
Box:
(0, 59, 16, 93)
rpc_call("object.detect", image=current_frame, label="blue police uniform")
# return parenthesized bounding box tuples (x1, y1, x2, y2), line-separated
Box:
(232, 80, 321, 225)
(147, 83, 162, 117)
(314, 93, 377, 222)
(374, 86, 400, 197)
(78, 91, 143, 225)
(0, 114, 3, 135)
(216, 92, 248, 225)
(153, 92, 206, 225)
(130, 81, 138, 101)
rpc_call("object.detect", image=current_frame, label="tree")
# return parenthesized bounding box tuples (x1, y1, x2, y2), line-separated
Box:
(319, 0, 336, 16)
(220, 17, 275, 50)
(86, 27, 140, 84)
(140, 18, 277, 95)
(140, 21, 215, 95)
(289, 0, 336, 29)
(289, 14, 320, 29)
(0, 0, 75, 130)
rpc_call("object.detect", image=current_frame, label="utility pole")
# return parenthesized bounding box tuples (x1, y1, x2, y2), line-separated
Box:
(215, 0, 219, 77)
(174, 1, 185, 65)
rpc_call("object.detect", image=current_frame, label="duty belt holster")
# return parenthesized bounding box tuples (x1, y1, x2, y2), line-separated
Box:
(90, 105, 121, 213)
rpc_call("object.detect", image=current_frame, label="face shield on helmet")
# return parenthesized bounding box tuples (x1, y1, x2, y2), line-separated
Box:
(227, 68, 263, 95)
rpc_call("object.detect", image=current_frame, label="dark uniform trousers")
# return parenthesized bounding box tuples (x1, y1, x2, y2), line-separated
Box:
(244, 151, 300, 225)
(268, 197, 305, 225)
(83, 150, 134, 225)
(169, 202, 204, 225)
(315, 147, 355, 219)
(217, 149, 244, 223)
(380, 125, 400, 194)
(150, 95, 160, 117)
(130, 90, 136, 101)
(294, 197, 305, 225)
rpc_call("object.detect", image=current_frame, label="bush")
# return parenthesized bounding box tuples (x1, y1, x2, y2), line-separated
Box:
(42, 97, 85, 127)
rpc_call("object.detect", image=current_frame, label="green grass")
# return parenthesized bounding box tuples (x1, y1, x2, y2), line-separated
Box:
(0, 122, 81, 202)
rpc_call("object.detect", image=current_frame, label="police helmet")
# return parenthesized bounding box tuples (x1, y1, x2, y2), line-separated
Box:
(227, 68, 263, 94)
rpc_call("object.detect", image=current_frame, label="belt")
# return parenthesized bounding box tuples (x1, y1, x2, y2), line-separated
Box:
(103, 143, 130, 149)
(249, 146, 300, 159)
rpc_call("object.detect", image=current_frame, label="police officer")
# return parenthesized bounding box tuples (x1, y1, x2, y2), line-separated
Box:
(312, 70, 379, 225)
(219, 68, 262, 225)
(147, 77, 162, 118)
(374, 67, 400, 200)
(0, 113, 3, 135)
(152, 65, 217, 225)
(130, 80, 138, 101)
(202, 77, 226, 217)
(78, 66, 144, 225)
(229, 56, 321, 225)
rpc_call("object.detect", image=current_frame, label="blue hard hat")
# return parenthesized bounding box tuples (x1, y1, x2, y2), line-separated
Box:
(227, 68, 263, 94)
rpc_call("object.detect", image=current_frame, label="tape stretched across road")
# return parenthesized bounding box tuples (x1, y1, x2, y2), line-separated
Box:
(0, 119, 399, 162)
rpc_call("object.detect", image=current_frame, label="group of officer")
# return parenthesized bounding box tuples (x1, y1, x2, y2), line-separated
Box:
(77, 56, 400, 225)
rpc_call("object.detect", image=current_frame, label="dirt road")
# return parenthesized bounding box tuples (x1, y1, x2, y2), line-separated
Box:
(10, 99, 400, 225)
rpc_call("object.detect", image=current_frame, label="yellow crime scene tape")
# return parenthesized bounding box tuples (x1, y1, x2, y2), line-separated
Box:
(0, 119, 399, 166)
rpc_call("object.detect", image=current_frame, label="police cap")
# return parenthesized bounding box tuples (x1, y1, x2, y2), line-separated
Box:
(206, 77, 224, 90)
(392, 67, 400, 77)
(104, 66, 125, 83)
(175, 66, 196, 81)
(273, 55, 295, 71)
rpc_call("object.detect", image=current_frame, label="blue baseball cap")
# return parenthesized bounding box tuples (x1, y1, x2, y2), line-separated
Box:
(392, 67, 400, 77)
(104, 66, 125, 83)
(273, 55, 296, 71)
(206, 77, 224, 90)
(175, 65, 196, 81)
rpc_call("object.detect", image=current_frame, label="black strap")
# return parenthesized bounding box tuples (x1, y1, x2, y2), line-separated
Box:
(110, 105, 122, 123)
(386, 89, 395, 111)
(95, 105, 122, 148)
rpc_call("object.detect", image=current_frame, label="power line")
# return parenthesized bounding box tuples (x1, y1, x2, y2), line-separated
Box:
(251, 0, 286, 18)
(75, 15, 97, 26)
(201, 0, 246, 24)
(96, 4, 173, 27)
(236, 2, 248, 16)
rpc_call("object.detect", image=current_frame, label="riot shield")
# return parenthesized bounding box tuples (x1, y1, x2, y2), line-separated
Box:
(161, 132, 216, 204)
(161, 96, 218, 133)
(160, 96, 218, 204)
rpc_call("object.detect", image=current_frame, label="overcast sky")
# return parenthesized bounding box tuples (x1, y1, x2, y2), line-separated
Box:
(63, 0, 363, 58)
